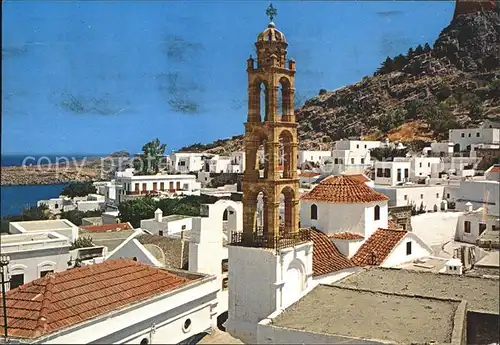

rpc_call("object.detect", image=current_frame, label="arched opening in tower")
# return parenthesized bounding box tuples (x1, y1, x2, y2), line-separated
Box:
(256, 191, 269, 233)
(280, 186, 295, 234)
(278, 77, 291, 121)
(257, 135, 269, 179)
(258, 81, 269, 122)
(279, 130, 294, 179)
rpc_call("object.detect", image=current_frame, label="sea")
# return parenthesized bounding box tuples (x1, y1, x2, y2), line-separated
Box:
(1, 154, 102, 217)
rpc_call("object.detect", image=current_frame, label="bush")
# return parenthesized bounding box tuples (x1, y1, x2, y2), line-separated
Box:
(61, 182, 97, 198)
(70, 236, 94, 250)
(60, 209, 103, 226)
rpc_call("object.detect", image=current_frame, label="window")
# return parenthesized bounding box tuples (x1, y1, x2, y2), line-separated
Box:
(142, 183, 147, 191)
(183, 319, 192, 332)
(54, 204, 59, 209)
(160, 182, 165, 191)
(464, 221, 471, 233)
(384, 168, 391, 178)
(351, 158, 355, 164)
(310, 204, 318, 220)
(404, 195, 408, 201)
(397, 169, 402, 182)
(428, 162, 431, 168)
(356, 144, 359, 149)
(311, 156, 313, 160)
(221, 259, 228, 273)
(420, 194, 424, 199)
(468, 133, 471, 137)
(176, 182, 181, 190)
(377, 168, 383, 177)
(334, 158, 339, 164)
(10, 274, 24, 289)
(40, 270, 53, 278)
(364, 145, 367, 149)
(436, 193, 440, 198)
(181, 225, 186, 230)
(461, 133, 465, 138)
(361, 158, 365, 164)
(132, 257, 138, 261)
(476, 132, 480, 137)
(222, 277, 229, 291)
(374, 205, 380, 221)
(406, 241, 412, 255)
(158, 230, 163, 236)
(140, 338, 149, 345)
(419, 162, 422, 168)
(404, 168, 409, 179)
(179, 161, 186, 166)
(479, 223, 487, 235)
(447, 193, 450, 199)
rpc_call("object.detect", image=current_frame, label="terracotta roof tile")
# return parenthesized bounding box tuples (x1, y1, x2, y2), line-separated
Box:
(491, 166, 500, 173)
(80, 222, 133, 232)
(328, 232, 365, 240)
(0, 259, 197, 339)
(351, 228, 407, 266)
(346, 174, 370, 183)
(309, 228, 356, 276)
(300, 175, 388, 203)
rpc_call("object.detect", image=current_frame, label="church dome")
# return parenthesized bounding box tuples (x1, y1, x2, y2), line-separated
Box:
(257, 22, 286, 43)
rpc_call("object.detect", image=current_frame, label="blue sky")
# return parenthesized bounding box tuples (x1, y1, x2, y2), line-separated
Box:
(2, 1, 454, 155)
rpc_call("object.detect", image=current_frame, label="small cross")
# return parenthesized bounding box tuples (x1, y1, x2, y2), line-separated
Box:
(266, 3, 278, 22)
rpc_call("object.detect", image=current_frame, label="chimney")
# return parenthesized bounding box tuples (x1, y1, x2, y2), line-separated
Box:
(465, 202, 473, 212)
(155, 208, 163, 222)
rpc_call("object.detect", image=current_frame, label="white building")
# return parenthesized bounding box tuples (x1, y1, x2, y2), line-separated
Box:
(456, 203, 500, 244)
(485, 165, 500, 181)
(335, 139, 381, 151)
(430, 141, 455, 155)
(298, 150, 331, 166)
(115, 174, 201, 203)
(455, 179, 499, 216)
(0, 232, 72, 291)
(374, 160, 411, 186)
(1, 259, 219, 344)
(375, 185, 447, 212)
(449, 127, 500, 152)
(329, 148, 371, 175)
(140, 210, 193, 236)
(171, 152, 205, 173)
(9, 219, 79, 242)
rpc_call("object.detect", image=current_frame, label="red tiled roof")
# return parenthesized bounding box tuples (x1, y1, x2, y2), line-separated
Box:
(328, 232, 365, 240)
(0, 259, 196, 339)
(490, 166, 500, 173)
(351, 228, 407, 266)
(300, 175, 388, 203)
(346, 174, 370, 183)
(299, 172, 321, 178)
(80, 222, 133, 232)
(309, 228, 356, 276)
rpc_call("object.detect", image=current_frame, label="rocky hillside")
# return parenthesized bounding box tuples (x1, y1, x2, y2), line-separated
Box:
(180, 9, 500, 154)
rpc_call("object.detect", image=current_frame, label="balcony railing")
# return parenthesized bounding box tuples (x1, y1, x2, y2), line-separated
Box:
(229, 228, 311, 251)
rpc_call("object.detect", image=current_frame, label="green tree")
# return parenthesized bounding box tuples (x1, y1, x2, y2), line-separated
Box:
(407, 47, 414, 58)
(377, 57, 394, 74)
(134, 138, 167, 175)
(423, 43, 431, 53)
(118, 197, 158, 227)
(370, 147, 408, 161)
(61, 182, 97, 198)
(392, 54, 408, 71)
(60, 209, 103, 226)
(70, 236, 94, 250)
(415, 44, 424, 55)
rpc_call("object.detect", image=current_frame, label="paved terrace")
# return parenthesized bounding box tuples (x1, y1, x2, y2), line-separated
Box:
(272, 285, 462, 344)
(334, 267, 499, 314)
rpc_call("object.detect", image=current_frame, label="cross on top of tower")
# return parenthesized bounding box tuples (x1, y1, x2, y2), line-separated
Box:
(266, 3, 278, 23)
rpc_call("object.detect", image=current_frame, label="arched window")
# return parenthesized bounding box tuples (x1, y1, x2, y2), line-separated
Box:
(140, 338, 149, 345)
(374, 205, 380, 221)
(310, 204, 318, 220)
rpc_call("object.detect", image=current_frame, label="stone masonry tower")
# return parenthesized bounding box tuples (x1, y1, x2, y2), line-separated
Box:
(227, 6, 314, 343)
(241, 4, 300, 242)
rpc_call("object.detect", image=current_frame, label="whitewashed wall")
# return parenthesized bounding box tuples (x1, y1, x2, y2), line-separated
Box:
(381, 233, 433, 267)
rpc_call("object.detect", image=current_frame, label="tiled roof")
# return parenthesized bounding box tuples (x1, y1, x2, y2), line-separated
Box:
(0, 259, 196, 339)
(346, 174, 370, 183)
(309, 228, 356, 276)
(351, 228, 407, 266)
(80, 222, 133, 232)
(328, 232, 365, 240)
(490, 166, 500, 173)
(300, 175, 388, 204)
(299, 172, 321, 178)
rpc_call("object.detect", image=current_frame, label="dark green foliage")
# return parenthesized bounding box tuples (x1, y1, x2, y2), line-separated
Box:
(70, 236, 94, 250)
(379, 109, 407, 133)
(414, 44, 424, 55)
(411, 202, 427, 216)
(0, 204, 50, 233)
(118, 195, 220, 228)
(134, 138, 167, 175)
(423, 43, 431, 53)
(208, 173, 242, 188)
(59, 209, 103, 226)
(436, 85, 452, 102)
(392, 54, 408, 71)
(61, 182, 97, 198)
(319, 89, 327, 95)
(422, 103, 460, 139)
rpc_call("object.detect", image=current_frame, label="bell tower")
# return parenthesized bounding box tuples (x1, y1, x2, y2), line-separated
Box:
(242, 3, 300, 242)
(227, 5, 313, 344)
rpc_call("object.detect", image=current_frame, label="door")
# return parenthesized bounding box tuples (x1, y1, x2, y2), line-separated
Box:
(153, 182, 157, 191)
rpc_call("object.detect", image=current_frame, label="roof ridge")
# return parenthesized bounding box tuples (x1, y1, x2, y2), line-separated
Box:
(33, 274, 56, 338)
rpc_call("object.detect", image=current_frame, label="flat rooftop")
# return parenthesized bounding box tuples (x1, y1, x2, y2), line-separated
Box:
(335, 267, 499, 314)
(272, 285, 460, 344)
(11, 219, 74, 231)
(1, 233, 64, 245)
(145, 214, 192, 223)
(79, 229, 134, 251)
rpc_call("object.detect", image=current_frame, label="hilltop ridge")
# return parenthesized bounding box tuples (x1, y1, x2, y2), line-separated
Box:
(180, 9, 500, 154)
